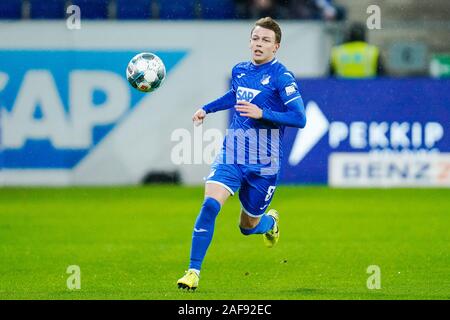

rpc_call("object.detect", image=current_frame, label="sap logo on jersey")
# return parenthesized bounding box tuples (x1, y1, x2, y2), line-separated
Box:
(236, 86, 261, 102)
(0, 50, 186, 169)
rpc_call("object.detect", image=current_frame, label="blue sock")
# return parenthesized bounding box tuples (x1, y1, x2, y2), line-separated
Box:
(239, 214, 275, 235)
(189, 197, 221, 271)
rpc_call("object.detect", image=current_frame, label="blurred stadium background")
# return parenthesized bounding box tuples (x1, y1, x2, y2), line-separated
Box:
(0, 0, 449, 299)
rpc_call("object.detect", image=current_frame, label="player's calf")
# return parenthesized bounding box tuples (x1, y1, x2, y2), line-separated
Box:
(239, 209, 275, 236)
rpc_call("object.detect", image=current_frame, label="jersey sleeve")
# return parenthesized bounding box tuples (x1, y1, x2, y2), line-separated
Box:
(261, 71, 306, 128)
(230, 64, 239, 93)
(277, 71, 302, 106)
(202, 90, 236, 114)
(202, 65, 237, 114)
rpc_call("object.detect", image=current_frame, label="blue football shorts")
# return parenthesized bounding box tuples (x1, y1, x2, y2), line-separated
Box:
(205, 162, 279, 217)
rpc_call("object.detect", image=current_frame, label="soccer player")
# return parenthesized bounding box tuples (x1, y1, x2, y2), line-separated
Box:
(177, 17, 306, 290)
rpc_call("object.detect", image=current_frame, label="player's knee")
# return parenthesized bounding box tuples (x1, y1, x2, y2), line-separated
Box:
(203, 197, 221, 211)
(205, 183, 231, 206)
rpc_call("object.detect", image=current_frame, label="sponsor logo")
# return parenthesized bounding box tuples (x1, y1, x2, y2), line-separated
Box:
(0, 50, 186, 169)
(285, 83, 297, 96)
(289, 101, 445, 166)
(236, 86, 261, 102)
(329, 153, 450, 187)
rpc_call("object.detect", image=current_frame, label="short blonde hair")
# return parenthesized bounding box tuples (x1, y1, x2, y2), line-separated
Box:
(252, 17, 282, 44)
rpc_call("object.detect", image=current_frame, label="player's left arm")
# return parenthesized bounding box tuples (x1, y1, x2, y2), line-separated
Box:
(265, 72, 306, 128)
(235, 72, 306, 128)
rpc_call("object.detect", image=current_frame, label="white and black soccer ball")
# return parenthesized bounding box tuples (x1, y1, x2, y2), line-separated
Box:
(126, 52, 166, 92)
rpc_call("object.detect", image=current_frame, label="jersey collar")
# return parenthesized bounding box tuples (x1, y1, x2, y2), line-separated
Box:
(251, 57, 277, 69)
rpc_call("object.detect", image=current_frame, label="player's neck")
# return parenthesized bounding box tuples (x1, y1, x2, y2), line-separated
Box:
(252, 56, 276, 66)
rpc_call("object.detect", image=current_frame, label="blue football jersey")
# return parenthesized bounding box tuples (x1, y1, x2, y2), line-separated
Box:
(218, 58, 303, 170)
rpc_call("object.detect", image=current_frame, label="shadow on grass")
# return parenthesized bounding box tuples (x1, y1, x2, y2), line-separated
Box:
(277, 287, 439, 300)
(280, 288, 327, 295)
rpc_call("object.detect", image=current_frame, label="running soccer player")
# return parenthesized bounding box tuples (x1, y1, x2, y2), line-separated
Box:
(177, 17, 306, 290)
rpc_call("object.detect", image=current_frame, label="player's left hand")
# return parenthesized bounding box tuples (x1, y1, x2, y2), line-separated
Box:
(235, 100, 263, 119)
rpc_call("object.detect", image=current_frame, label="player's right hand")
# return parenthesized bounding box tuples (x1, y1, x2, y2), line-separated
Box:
(192, 108, 206, 126)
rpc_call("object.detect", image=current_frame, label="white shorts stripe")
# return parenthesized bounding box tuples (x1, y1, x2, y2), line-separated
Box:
(240, 204, 263, 218)
(205, 180, 235, 196)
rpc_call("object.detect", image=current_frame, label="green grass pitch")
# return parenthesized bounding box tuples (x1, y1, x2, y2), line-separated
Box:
(0, 186, 448, 300)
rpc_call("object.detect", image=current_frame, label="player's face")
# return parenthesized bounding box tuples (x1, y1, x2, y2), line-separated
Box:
(250, 26, 280, 65)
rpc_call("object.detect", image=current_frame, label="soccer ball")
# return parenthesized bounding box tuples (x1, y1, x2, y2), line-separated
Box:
(126, 52, 166, 92)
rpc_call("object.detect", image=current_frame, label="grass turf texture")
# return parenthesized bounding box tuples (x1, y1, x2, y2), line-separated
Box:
(0, 186, 448, 300)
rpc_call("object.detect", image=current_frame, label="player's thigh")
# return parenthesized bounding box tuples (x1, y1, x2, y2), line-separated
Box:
(238, 172, 278, 219)
(204, 182, 231, 206)
(204, 163, 242, 206)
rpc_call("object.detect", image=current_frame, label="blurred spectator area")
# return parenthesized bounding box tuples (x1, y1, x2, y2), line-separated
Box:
(0, 0, 346, 20)
(243, 0, 346, 20)
(1, 0, 449, 76)
(331, 0, 450, 76)
(0, 0, 447, 22)
(336, 0, 450, 21)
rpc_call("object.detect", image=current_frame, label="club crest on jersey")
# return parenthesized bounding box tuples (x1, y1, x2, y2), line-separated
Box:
(236, 86, 261, 102)
(261, 74, 271, 85)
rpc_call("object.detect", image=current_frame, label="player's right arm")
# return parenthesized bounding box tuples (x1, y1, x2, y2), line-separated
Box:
(202, 90, 236, 114)
(192, 90, 236, 126)
(192, 65, 239, 125)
